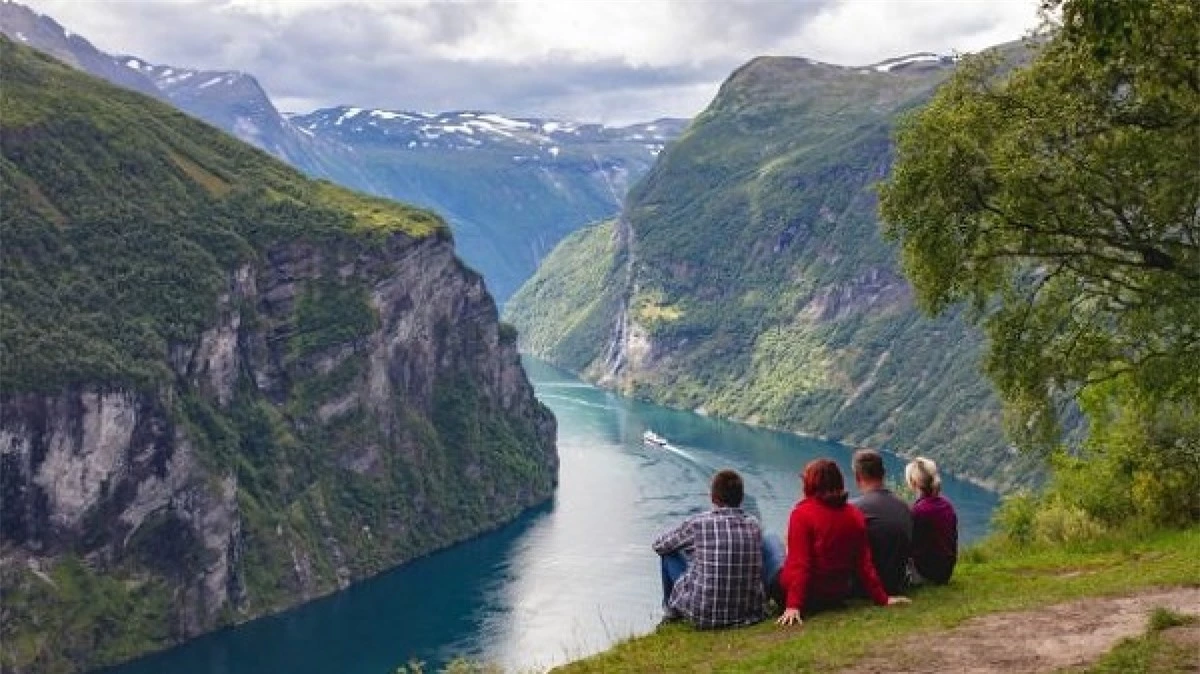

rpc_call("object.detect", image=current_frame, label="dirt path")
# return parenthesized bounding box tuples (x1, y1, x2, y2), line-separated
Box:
(840, 587, 1200, 674)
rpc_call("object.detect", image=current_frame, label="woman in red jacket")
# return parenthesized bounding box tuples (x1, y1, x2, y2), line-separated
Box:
(777, 458, 911, 626)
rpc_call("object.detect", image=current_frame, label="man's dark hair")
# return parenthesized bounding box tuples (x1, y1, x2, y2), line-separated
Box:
(852, 449, 886, 481)
(711, 469, 744, 507)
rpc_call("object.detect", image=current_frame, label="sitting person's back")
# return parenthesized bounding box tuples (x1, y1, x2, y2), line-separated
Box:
(906, 457, 958, 584)
(850, 449, 913, 595)
(781, 495, 887, 609)
(775, 459, 906, 627)
(653, 470, 765, 628)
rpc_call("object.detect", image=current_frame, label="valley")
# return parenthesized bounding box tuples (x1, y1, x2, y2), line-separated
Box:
(98, 359, 999, 674)
(507, 48, 1043, 490)
(0, 0, 685, 304)
(2, 0, 1195, 672)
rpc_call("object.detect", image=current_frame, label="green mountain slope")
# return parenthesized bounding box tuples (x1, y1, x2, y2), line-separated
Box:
(508, 51, 1041, 489)
(506, 219, 626, 369)
(0, 39, 556, 673)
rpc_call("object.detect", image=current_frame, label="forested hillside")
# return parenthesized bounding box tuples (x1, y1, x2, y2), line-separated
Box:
(509, 48, 1042, 488)
(0, 39, 556, 673)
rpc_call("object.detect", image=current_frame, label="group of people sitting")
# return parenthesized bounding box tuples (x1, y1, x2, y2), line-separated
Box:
(653, 449, 958, 629)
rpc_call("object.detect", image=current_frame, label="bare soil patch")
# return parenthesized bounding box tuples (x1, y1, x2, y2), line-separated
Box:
(1162, 623, 1200, 652)
(840, 587, 1200, 674)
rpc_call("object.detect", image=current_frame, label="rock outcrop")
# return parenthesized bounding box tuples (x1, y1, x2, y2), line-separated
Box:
(0, 232, 557, 668)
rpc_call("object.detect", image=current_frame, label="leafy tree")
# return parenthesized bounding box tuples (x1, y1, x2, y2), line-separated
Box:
(878, 0, 1200, 449)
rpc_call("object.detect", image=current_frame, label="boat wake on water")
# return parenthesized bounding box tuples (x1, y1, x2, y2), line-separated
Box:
(535, 393, 615, 411)
(661, 443, 707, 467)
(642, 430, 711, 469)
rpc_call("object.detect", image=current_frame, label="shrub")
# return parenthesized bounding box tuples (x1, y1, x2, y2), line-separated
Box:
(993, 491, 1038, 545)
(1031, 501, 1107, 545)
(497, 321, 519, 346)
(993, 382, 1198, 546)
(1148, 607, 1196, 632)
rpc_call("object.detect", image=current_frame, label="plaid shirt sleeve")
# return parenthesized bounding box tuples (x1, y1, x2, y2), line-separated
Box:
(653, 516, 695, 555)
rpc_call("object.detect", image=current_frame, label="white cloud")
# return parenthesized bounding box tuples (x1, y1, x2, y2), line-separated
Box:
(789, 0, 1041, 65)
(19, 0, 1041, 123)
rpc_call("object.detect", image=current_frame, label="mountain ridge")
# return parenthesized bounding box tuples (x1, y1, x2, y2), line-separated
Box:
(0, 0, 686, 303)
(508, 42, 1043, 490)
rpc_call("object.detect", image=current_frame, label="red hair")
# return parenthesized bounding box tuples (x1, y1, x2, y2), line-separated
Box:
(802, 458, 848, 506)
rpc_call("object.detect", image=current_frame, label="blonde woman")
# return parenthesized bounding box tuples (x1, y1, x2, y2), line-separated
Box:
(905, 457, 958, 585)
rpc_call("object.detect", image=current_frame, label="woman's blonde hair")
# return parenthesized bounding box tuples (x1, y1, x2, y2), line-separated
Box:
(905, 457, 942, 496)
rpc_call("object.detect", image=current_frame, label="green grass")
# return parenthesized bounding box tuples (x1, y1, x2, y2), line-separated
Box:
(554, 527, 1200, 673)
(1080, 608, 1198, 674)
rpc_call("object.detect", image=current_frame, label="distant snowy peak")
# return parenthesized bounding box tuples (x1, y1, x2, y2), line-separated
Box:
(119, 55, 252, 93)
(867, 52, 954, 73)
(291, 106, 686, 157)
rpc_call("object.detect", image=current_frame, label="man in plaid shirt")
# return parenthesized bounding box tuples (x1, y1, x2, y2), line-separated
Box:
(653, 469, 768, 628)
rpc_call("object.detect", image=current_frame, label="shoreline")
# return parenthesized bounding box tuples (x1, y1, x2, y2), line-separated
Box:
(524, 354, 1003, 494)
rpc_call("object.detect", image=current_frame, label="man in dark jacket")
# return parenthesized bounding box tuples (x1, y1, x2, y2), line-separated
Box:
(850, 449, 912, 595)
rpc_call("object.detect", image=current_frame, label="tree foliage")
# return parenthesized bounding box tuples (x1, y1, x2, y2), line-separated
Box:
(0, 38, 445, 393)
(879, 0, 1200, 448)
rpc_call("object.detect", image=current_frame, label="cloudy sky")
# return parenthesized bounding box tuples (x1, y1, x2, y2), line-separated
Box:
(24, 0, 1041, 123)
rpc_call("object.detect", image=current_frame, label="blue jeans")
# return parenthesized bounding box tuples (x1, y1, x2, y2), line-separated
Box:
(762, 533, 785, 595)
(660, 550, 689, 608)
(659, 533, 787, 608)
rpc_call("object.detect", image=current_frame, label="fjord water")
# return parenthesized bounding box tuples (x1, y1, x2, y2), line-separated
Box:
(105, 358, 998, 674)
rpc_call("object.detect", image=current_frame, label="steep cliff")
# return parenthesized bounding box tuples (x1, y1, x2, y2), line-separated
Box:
(508, 51, 1042, 489)
(0, 40, 556, 673)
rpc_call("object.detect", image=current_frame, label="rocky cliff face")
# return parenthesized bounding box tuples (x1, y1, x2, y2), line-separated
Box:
(0, 233, 556, 666)
(0, 40, 556, 673)
(1, 388, 243, 635)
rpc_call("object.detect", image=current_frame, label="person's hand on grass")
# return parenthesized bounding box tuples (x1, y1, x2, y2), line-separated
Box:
(776, 608, 803, 627)
(887, 596, 911, 606)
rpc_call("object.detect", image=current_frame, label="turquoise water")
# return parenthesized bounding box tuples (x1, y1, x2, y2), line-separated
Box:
(103, 358, 998, 674)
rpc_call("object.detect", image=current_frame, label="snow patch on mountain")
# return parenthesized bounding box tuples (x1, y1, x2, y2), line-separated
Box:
(870, 52, 949, 73)
(334, 107, 364, 125)
(478, 113, 533, 130)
